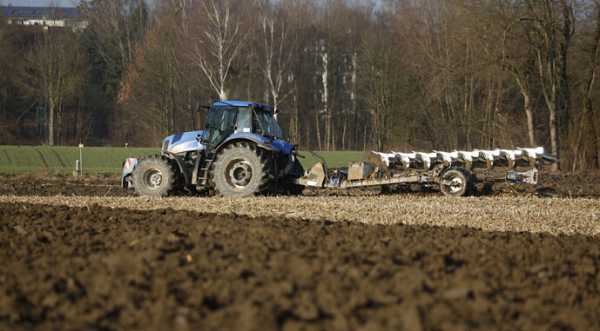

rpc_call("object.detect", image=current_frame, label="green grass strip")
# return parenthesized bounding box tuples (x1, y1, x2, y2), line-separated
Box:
(0, 145, 365, 174)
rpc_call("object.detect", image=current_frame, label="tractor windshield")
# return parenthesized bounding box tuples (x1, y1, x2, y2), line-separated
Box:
(254, 110, 283, 139)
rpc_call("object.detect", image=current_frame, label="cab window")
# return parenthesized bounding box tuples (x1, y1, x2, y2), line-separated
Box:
(206, 106, 238, 147)
(236, 108, 252, 133)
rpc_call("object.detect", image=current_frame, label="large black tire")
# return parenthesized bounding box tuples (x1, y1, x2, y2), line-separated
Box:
(279, 158, 305, 196)
(132, 156, 177, 197)
(211, 142, 271, 197)
(286, 184, 305, 196)
(439, 168, 473, 197)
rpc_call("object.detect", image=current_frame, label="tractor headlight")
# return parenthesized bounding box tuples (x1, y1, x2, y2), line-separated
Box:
(161, 139, 169, 153)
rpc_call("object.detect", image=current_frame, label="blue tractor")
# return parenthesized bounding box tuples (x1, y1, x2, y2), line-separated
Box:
(122, 100, 304, 197)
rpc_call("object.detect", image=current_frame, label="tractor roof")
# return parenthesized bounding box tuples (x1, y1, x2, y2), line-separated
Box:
(213, 100, 273, 111)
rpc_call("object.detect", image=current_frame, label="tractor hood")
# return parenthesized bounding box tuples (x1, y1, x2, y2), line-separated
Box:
(162, 130, 206, 155)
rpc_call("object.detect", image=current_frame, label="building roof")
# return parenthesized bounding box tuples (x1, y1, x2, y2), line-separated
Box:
(214, 100, 273, 110)
(1, 6, 81, 19)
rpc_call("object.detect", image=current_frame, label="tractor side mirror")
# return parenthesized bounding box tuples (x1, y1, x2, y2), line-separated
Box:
(198, 132, 209, 144)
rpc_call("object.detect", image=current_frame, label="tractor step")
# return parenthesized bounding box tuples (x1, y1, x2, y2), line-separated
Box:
(196, 158, 215, 186)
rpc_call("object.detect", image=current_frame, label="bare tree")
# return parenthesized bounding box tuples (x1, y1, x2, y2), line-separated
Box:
(522, 0, 575, 171)
(20, 30, 86, 145)
(360, 19, 406, 151)
(500, 11, 538, 146)
(572, 0, 600, 170)
(190, 0, 244, 100)
(0, 17, 9, 126)
(259, 8, 295, 116)
(82, 0, 143, 74)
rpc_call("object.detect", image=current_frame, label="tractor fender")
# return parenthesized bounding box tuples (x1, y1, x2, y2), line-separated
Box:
(215, 133, 286, 154)
(121, 158, 139, 188)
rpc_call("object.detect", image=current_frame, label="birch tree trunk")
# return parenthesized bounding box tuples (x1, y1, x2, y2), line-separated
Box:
(515, 78, 536, 146)
(290, 88, 300, 144)
(320, 42, 330, 151)
(349, 52, 357, 150)
(537, 43, 561, 170)
(48, 96, 55, 146)
(260, 13, 294, 117)
(315, 111, 322, 151)
(524, 96, 536, 147)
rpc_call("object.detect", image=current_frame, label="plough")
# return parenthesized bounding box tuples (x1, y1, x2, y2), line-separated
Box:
(296, 147, 556, 197)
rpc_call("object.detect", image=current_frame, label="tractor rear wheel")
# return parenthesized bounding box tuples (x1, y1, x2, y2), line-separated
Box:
(439, 168, 473, 197)
(211, 143, 271, 197)
(133, 156, 177, 197)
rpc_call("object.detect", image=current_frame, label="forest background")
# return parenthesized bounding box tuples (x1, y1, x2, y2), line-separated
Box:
(1, 0, 600, 171)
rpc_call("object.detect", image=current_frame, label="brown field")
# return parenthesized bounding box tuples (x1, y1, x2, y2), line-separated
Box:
(1, 175, 600, 330)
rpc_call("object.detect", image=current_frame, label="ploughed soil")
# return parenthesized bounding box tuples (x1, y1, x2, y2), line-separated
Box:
(0, 174, 129, 197)
(1, 172, 600, 198)
(2, 203, 600, 331)
(542, 172, 600, 198)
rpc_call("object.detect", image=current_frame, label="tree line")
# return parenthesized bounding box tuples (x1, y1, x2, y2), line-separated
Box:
(1, 0, 600, 171)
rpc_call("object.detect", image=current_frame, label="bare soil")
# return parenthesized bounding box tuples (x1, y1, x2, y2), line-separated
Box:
(0, 174, 129, 197)
(543, 172, 600, 198)
(1, 203, 600, 331)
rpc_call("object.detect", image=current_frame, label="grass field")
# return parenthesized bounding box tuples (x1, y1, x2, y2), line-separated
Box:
(0, 145, 365, 174)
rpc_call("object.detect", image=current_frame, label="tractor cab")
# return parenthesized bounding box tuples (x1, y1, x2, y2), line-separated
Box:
(204, 100, 283, 150)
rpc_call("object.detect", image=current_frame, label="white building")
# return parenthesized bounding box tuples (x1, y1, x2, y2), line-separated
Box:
(1, 6, 87, 30)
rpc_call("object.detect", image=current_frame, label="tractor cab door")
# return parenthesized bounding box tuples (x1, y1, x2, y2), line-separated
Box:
(235, 107, 252, 134)
(205, 106, 238, 150)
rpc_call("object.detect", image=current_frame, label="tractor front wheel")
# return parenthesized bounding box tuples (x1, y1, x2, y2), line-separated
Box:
(132, 156, 177, 197)
(211, 143, 271, 197)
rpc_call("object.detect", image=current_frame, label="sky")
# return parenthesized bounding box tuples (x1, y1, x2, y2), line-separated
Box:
(1, 0, 79, 7)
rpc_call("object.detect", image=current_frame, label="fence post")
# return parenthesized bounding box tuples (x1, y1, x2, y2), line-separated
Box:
(78, 143, 84, 176)
(74, 160, 80, 177)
